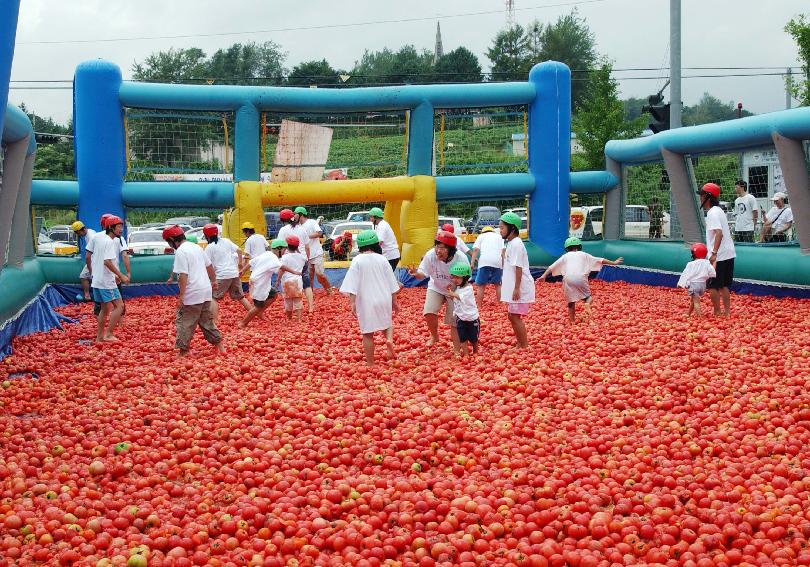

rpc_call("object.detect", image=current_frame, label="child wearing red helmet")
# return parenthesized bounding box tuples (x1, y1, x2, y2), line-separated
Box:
(89, 215, 130, 343)
(279, 235, 306, 321)
(203, 224, 251, 324)
(698, 182, 736, 316)
(677, 243, 716, 317)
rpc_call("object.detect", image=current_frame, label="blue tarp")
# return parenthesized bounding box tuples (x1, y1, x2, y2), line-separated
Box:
(0, 287, 76, 359)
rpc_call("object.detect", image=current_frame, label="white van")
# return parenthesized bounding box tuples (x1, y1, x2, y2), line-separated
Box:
(570, 205, 670, 239)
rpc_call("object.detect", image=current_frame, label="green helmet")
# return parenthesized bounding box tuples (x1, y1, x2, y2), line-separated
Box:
(356, 230, 379, 247)
(500, 211, 522, 229)
(368, 207, 384, 218)
(294, 206, 308, 215)
(449, 263, 472, 277)
(564, 236, 582, 249)
(271, 238, 287, 248)
(186, 234, 198, 243)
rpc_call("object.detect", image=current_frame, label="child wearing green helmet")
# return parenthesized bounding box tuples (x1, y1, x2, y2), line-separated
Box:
(499, 212, 534, 349)
(539, 237, 623, 323)
(445, 263, 479, 356)
(339, 230, 401, 367)
(369, 207, 401, 271)
(239, 238, 286, 328)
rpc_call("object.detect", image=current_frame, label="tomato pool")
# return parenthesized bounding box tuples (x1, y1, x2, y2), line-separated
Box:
(2, 282, 810, 566)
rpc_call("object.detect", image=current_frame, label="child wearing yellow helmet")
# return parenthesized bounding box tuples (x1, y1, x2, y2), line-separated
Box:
(445, 263, 479, 356)
(72, 220, 97, 301)
(239, 239, 285, 328)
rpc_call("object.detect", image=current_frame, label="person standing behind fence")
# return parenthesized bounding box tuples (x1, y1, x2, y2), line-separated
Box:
(698, 182, 736, 317)
(759, 192, 794, 243)
(369, 207, 401, 271)
(470, 226, 504, 309)
(733, 180, 759, 242)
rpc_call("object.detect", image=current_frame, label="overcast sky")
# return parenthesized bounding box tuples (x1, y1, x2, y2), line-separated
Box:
(7, 0, 807, 125)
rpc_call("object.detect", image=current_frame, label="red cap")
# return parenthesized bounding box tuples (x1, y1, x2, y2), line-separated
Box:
(202, 224, 219, 237)
(280, 209, 295, 221)
(162, 225, 184, 241)
(435, 230, 457, 248)
(104, 215, 123, 229)
(700, 183, 721, 199)
(441, 223, 455, 234)
(691, 242, 708, 259)
(285, 235, 300, 248)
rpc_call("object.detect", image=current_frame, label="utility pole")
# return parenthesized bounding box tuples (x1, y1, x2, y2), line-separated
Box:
(786, 67, 792, 110)
(669, 0, 682, 129)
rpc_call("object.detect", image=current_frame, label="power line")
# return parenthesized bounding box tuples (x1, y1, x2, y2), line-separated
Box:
(17, 0, 611, 45)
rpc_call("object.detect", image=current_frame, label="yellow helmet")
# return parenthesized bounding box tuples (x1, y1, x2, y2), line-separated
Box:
(71, 221, 85, 232)
(481, 226, 494, 233)
(241, 222, 255, 231)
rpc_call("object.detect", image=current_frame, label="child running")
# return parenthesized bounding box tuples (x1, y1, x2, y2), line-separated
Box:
(445, 263, 479, 357)
(339, 230, 401, 367)
(499, 212, 534, 349)
(539, 237, 623, 323)
(203, 224, 252, 324)
(677, 243, 716, 317)
(240, 238, 284, 328)
(279, 235, 306, 321)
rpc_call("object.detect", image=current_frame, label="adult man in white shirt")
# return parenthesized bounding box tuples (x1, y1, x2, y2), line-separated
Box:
(733, 180, 759, 242)
(296, 206, 333, 295)
(470, 226, 504, 308)
(163, 225, 224, 357)
(759, 192, 794, 243)
(369, 207, 401, 271)
(89, 215, 130, 343)
(698, 183, 736, 317)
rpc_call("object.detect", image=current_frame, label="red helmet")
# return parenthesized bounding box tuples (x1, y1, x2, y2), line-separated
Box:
(285, 235, 300, 248)
(441, 223, 455, 234)
(691, 242, 708, 259)
(700, 183, 721, 199)
(279, 209, 295, 221)
(343, 231, 353, 240)
(99, 213, 112, 228)
(104, 215, 123, 229)
(202, 223, 219, 238)
(435, 230, 457, 248)
(162, 225, 184, 241)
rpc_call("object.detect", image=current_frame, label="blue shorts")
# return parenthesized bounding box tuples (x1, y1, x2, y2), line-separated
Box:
(91, 287, 121, 303)
(301, 262, 311, 289)
(475, 266, 503, 286)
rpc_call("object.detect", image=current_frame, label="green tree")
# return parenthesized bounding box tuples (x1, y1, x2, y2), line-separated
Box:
(432, 47, 482, 83)
(682, 92, 753, 126)
(527, 10, 597, 108)
(785, 14, 810, 106)
(132, 48, 208, 83)
(350, 45, 433, 84)
(622, 97, 647, 121)
(572, 62, 645, 170)
(486, 25, 531, 81)
(206, 41, 287, 85)
(287, 59, 341, 87)
(33, 143, 74, 179)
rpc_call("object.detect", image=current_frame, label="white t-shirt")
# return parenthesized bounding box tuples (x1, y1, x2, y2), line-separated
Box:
(418, 249, 470, 297)
(173, 241, 213, 306)
(765, 206, 794, 232)
(90, 234, 118, 290)
(374, 220, 400, 261)
(473, 232, 504, 269)
(277, 224, 307, 255)
(302, 219, 324, 259)
(279, 251, 306, 288)
(546, 250, 604, 279)
(455, 238, 470, 255)
(452, 285, 479, 322)
(249, 251, 282, 302)
(80, 228, 97, 253)
(500, 238, 534, 304)
(244, 233, 268, 259)
(340, 253, 401, 334)
(205, 238, 240, 280)
(705, 206, 736, 261)
(677, 259, 716, 288)
(79, 228, 97, 278)
(734, 193, 759, 232)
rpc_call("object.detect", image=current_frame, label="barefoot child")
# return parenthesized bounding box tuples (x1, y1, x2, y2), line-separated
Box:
(90, 215, 130, 343)
(72, 221, 96, 301)
(539, 237, 623, 324)
(445, 263, 479, 357)
(279, 235, 306, 321)
(339, 230, 401, 367)
(677, 243, 716, 317)
(499, 212, 534, 349)
(203, 224, 252, 324)
(240, 238, 285, 328)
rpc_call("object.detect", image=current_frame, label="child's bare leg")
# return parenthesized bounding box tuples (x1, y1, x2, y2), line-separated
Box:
(240, 297, 252, 311)
(687, 297, 694, 316)
(104, 300, 124, 341)
(508, 314, 528, 349)
(567, 303, 576, 323)
(239, 306, 263, 328)
(305, 288, 314, 313)
(285, 309, 292, 320)
(96, 304, 110, 343)
(362, 334, 375, 367)
(460, 342, 469, 356)
(82, 279, 91, 300)
(693, 296, 702, 317)
(384, 327, 395, 359)
(583, 297, 593, 320)
(471, 341, 479, 354)
(294, 308, 302, 321)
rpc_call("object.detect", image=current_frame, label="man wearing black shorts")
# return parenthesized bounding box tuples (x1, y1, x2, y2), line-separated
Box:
(698, 182, 736, 317)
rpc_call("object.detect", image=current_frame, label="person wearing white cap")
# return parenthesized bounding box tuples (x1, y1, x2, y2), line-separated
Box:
(759, 192, 793, 243)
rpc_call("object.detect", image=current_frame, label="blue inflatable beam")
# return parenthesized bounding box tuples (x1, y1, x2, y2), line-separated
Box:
(528, 62, 571, 256)
(74, 61, 127, 232)
(31, 180, 80, 207)
(2, 104, 36, 155)
(0, 0, 21, 140)
(436, 173, 535, 202)
(606, 106, 810, 164)
(122, 182, 234, 208)
(570, 170, 619, 194)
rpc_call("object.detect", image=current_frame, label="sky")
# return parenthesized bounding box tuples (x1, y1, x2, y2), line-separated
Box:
(7, 0, 807, 126)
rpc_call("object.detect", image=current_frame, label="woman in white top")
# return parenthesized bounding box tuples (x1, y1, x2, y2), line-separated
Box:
(369, 207, 401, 271)
(759, 192, 794, 243)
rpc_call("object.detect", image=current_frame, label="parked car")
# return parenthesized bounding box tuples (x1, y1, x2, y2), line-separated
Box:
(37, 233, 78, 255)
(45, 226, 77, 244)
(165, 216, 210, 229)
(438, 216, 468, 235)
(324, 221, 373, 260)
(128, 230, 172, 256)
(569, 205, 670, 239)
(346, 211, 370, 222)
(133, 222, 166, 232)
(505, 207, 528, 229)
(465, 206, 501, 234)
(186, 225, 222, 248)
(264, 212, 283, 238)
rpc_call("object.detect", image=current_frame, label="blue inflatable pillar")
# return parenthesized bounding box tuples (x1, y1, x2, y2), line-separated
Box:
(234, 104, 260, 181)
(74, 61, 126, 231)
(407, 101, 434, 176)
(528, 62, 571, 255)
(0, 0, 21, 140)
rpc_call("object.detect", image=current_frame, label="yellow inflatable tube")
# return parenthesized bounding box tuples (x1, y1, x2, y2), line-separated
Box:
(225, 176, 437, 267)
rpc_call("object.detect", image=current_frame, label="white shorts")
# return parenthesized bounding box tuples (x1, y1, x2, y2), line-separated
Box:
(80, 265, 91, 280)
(423, 289, 456, 326)
(310, 255, 325, 276)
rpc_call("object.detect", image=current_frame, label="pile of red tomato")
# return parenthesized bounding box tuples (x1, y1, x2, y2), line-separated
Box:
(2, 281, 810, 566)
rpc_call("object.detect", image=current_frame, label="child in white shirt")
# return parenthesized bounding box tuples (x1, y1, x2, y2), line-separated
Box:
(445, 263, 479, 356)
(539, 237, 623, 324)
(677, 243, 716, 317)
(279, 235, 306, 321)
(240, 238, 285, 328)
(499, 213, 534, 349)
